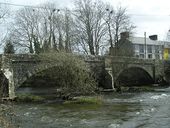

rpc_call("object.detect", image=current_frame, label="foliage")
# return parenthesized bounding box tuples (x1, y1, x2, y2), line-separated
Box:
(4, 41, 15, 54)
(39, 52, 97, 97)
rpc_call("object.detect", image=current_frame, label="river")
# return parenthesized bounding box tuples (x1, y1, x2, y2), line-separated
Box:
(3, 87, 170, 128)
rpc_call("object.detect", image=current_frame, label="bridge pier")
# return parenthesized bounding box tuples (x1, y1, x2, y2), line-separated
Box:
(106, 68, 116, 91)
(3, 69, 15, 99)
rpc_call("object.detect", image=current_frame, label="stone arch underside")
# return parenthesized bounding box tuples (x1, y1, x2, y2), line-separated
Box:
(116, 67, 154, 86)
(101, 70, 112, 89)
(15, 63, 63, 89)
(16, 65, 65, 97)
(0, 71, 9, 97)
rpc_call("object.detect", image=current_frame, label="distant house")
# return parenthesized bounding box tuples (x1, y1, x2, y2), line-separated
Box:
(109, 32, 170, 60)
(117, 32, 134, 57)
(109, 32, 134, 57)
(130, 36, 167, 60)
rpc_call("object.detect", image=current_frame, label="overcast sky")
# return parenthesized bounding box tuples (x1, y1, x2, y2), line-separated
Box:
(3, 0, 170, 40)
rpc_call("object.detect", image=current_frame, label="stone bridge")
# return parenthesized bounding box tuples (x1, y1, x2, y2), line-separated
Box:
(105, 56, 164, 90)
(0, 54, 166, 99)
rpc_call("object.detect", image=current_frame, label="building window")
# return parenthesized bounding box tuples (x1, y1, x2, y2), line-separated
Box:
(134, 52, 139, 57)
(133, 44, 139, 52)
(148, 54, 152, 59)
(139, 54, 144, 59)
(135, 54, 139, 58)
(155, 45, 162, 54)
(147, 45, 152, 53)
(139, 44, 144, 53)
(155, 45, 160, 53)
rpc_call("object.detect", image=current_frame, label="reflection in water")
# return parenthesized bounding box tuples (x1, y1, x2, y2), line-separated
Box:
(8, 87, 170, 128)
(16, 87, 58, 95)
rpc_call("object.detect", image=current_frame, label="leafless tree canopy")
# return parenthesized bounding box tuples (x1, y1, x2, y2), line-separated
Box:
(0, 3, 9, 22)
(73, 0, 108, 55)
(4, 0, 135, 55)
(105, 5, 136, 50)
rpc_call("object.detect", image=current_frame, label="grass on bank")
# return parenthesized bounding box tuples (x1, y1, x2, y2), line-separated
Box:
(63, 96, 103, 105)
(15, 93, 103, 105)
(15, 94, 45, 102)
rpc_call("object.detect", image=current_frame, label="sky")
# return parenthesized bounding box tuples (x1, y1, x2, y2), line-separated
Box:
(2, 0, 170, 41)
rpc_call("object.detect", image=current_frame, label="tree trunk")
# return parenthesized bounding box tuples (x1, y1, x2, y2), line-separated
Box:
(29, 42, 34, 53)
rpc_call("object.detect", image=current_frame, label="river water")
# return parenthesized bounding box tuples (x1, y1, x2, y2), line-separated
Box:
(6, 87, 170, 128)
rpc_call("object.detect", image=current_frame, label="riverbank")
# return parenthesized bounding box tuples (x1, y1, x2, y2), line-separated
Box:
(1, 88, 170, 128)
(7, 84, 170, 104)
(1, 86, 170, 128)
(0, 103, 17, 128)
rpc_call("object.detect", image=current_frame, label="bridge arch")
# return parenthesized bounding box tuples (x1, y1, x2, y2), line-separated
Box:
(16, 63, 66, 88)
(115, 66, 154, 86)
(15, 65, 65, 97)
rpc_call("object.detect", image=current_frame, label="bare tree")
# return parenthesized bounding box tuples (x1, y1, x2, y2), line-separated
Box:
(105, 7, 114, 48)
(0, 3, 10, 47)
(31, 3, 75, 53)
(6, 1, 135, 55)
(105, 6, 135, 55)
(9, 3, 77, 53)
(53, 10, 64, 51)
(9, 3, 59, 53)
(10, 7, 42, 53)
(74, 0, 107, 55)
(41, 3, 59, 51)
(46, 7, 75, 52)
(0, 3, 9, 23)
(114, 7, 135, 48)
(63, 9, 75, 52)
(93, 1, 108, 55)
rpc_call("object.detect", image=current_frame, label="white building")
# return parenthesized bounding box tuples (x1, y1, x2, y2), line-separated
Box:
(130, 37, 165, 59)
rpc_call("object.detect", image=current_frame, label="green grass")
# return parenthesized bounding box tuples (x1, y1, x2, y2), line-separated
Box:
(63, 96, 103, 105)
(16, 94, 45, 102)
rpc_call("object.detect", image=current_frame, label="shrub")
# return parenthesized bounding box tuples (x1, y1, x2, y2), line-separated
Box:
(16, 94, 45, 102)
(38, 52, 97, 97)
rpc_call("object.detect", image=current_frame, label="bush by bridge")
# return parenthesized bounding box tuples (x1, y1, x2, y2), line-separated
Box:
(37, 52, 97, 98)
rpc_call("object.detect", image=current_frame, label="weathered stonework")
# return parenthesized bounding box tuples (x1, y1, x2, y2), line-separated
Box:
(105, 56, 164, 89)
(0, 54, 167, 99)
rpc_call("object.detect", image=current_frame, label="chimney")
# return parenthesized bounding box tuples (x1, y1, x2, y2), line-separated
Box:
(149, 35, 158, 40)
(120, 32, 129, 39)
